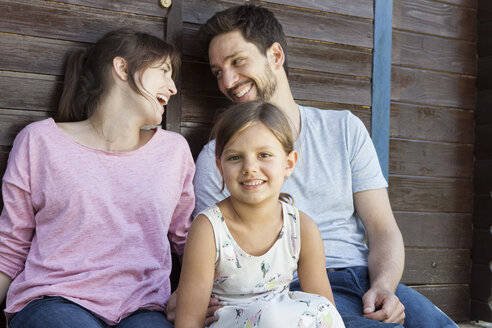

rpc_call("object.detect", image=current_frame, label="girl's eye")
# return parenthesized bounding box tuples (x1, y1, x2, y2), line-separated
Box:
(227, 155, 240, 161)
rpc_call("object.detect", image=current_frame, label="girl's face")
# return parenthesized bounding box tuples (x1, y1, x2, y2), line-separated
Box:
(138, 58, 177, 125)
(216, 123, 297, 206)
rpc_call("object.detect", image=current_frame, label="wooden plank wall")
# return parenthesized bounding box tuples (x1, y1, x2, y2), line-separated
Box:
(472, 0, 492, 321)
(0, 0, 479, 324)
(391, 0, 476, 322)
(0, 1, 171, 326)
(182, 0, 476, 321)
(180, 0, 374, 157)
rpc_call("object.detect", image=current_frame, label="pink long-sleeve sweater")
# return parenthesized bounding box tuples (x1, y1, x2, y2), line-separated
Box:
(0, 118, 195, 324)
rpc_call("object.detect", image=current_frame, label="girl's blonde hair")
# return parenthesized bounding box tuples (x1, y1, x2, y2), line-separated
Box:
(211, 101, 295, 203)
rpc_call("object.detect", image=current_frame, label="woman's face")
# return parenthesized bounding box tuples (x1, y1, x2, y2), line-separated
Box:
(137, 58, 177, 125)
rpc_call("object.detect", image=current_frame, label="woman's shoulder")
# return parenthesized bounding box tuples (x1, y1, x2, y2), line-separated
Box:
(13, 118, 54, 144)
(155, 127, 190, 149)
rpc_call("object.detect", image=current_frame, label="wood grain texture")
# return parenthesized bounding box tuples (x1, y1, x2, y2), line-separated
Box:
(0, 0, 165, 43)
(0, 72, 62, 112)
(0, 109, 51, 146)
(181, 25, 373, 78)
(474, 159, 492, 194)
(0, 33, 85, 76)
(388, 176, 473, 213)
(391, 67, 476, 110)
(395, 212, 472, 248)
(402, 248, 470, 284)
(471, 300, 492, 322)
(390, 103, 474, 143)
(389, 139, 473, 178)
(478, 0, 492, 22)
(181, 61, 372, 106)
(439, 0, 477, 7)
(283, 37, 372, 77)
(471, 263, 492, 302)
(393, 0, 476, 41)
(477, 56, 492, 90)
(473, 158, 492, 196)
(260, 0, 374, 19)
(181, 123, 213, 159)
(474, 195, 492, 229)
(472, 229, 492, 264)
(412, 285, 470, 322)
(49, 0, 169, 17)
(183, 0, 374, 48)
(392, 30, 477, 75)
(477, 90, 492, 124)
(478, 20, 492, 57)
(475, 123, 492, 159)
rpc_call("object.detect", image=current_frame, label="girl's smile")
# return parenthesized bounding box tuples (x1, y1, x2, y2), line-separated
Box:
(217, 123, 297, 205)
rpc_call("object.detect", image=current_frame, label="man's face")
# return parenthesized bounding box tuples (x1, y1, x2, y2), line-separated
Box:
(208, 30, 278, 103)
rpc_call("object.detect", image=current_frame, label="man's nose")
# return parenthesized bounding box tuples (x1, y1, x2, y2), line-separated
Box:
(222, 68, 239, 90)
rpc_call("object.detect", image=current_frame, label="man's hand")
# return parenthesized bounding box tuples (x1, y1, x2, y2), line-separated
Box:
(362, 287, 405, 324)
(165, 291, 221, 325)
(204, 296, 221, 326)
(164, 291, 178, 323)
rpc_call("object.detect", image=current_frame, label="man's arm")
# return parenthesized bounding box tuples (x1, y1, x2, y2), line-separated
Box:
(354, 187, 405, 324)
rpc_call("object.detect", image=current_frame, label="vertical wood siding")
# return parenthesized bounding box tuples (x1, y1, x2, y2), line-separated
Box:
(0, 0, 479, 323)
(391, 0, 476, 322)
(0, 1, 170, 325)
(472, 0, 492, 321)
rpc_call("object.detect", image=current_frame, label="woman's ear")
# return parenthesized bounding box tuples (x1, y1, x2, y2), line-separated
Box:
(267, 42, 285, 71)
(112, 56, 128, 81)
(284, 150, 298, 178)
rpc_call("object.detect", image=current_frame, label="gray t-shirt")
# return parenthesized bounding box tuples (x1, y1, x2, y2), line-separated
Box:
(193, 105, 388, 269)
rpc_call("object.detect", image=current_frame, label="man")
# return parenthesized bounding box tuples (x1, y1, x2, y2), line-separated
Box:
(187, 4, 457, 328)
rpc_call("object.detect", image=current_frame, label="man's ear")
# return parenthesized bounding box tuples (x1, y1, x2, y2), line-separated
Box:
(285, 150, 298, 178)
(267, 42, 285, 71)
(113, 56, 128, 81)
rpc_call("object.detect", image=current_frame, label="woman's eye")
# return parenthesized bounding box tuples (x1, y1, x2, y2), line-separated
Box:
(259, 153, 271, 158)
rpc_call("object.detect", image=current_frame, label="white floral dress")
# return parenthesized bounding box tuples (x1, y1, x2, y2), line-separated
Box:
(199, 202, 345, 328)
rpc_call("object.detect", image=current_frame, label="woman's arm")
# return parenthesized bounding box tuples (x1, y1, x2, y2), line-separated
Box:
(296, 212, 335, 305)
(175, 214, 216, 328)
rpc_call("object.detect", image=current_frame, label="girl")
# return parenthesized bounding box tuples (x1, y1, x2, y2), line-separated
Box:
(176, 101, 344, 328)
(0, 29, 194, 327)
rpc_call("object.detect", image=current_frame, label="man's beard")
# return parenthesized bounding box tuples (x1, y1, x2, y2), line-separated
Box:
(256, 63, 278, 102)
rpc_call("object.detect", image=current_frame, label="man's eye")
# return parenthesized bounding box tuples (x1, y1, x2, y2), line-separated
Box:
(213, 70, 222, 78)
(233, 58, 244, 65)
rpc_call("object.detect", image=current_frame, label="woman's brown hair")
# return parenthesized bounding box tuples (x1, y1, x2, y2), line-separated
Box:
(57, 28, 180, 122)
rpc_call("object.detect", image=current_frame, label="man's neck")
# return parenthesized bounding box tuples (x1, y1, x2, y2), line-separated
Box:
(270, 88, 301, 140)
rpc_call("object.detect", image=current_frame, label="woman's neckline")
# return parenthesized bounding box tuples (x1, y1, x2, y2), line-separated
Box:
(48, 117, 159, 156)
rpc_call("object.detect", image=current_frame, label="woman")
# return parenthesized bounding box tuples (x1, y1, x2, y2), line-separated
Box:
(0, 29, 194, 327)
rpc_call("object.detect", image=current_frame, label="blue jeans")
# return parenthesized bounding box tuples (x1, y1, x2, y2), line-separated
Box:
(291, 267, 458, 328)
(10, 296, 173, 328)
